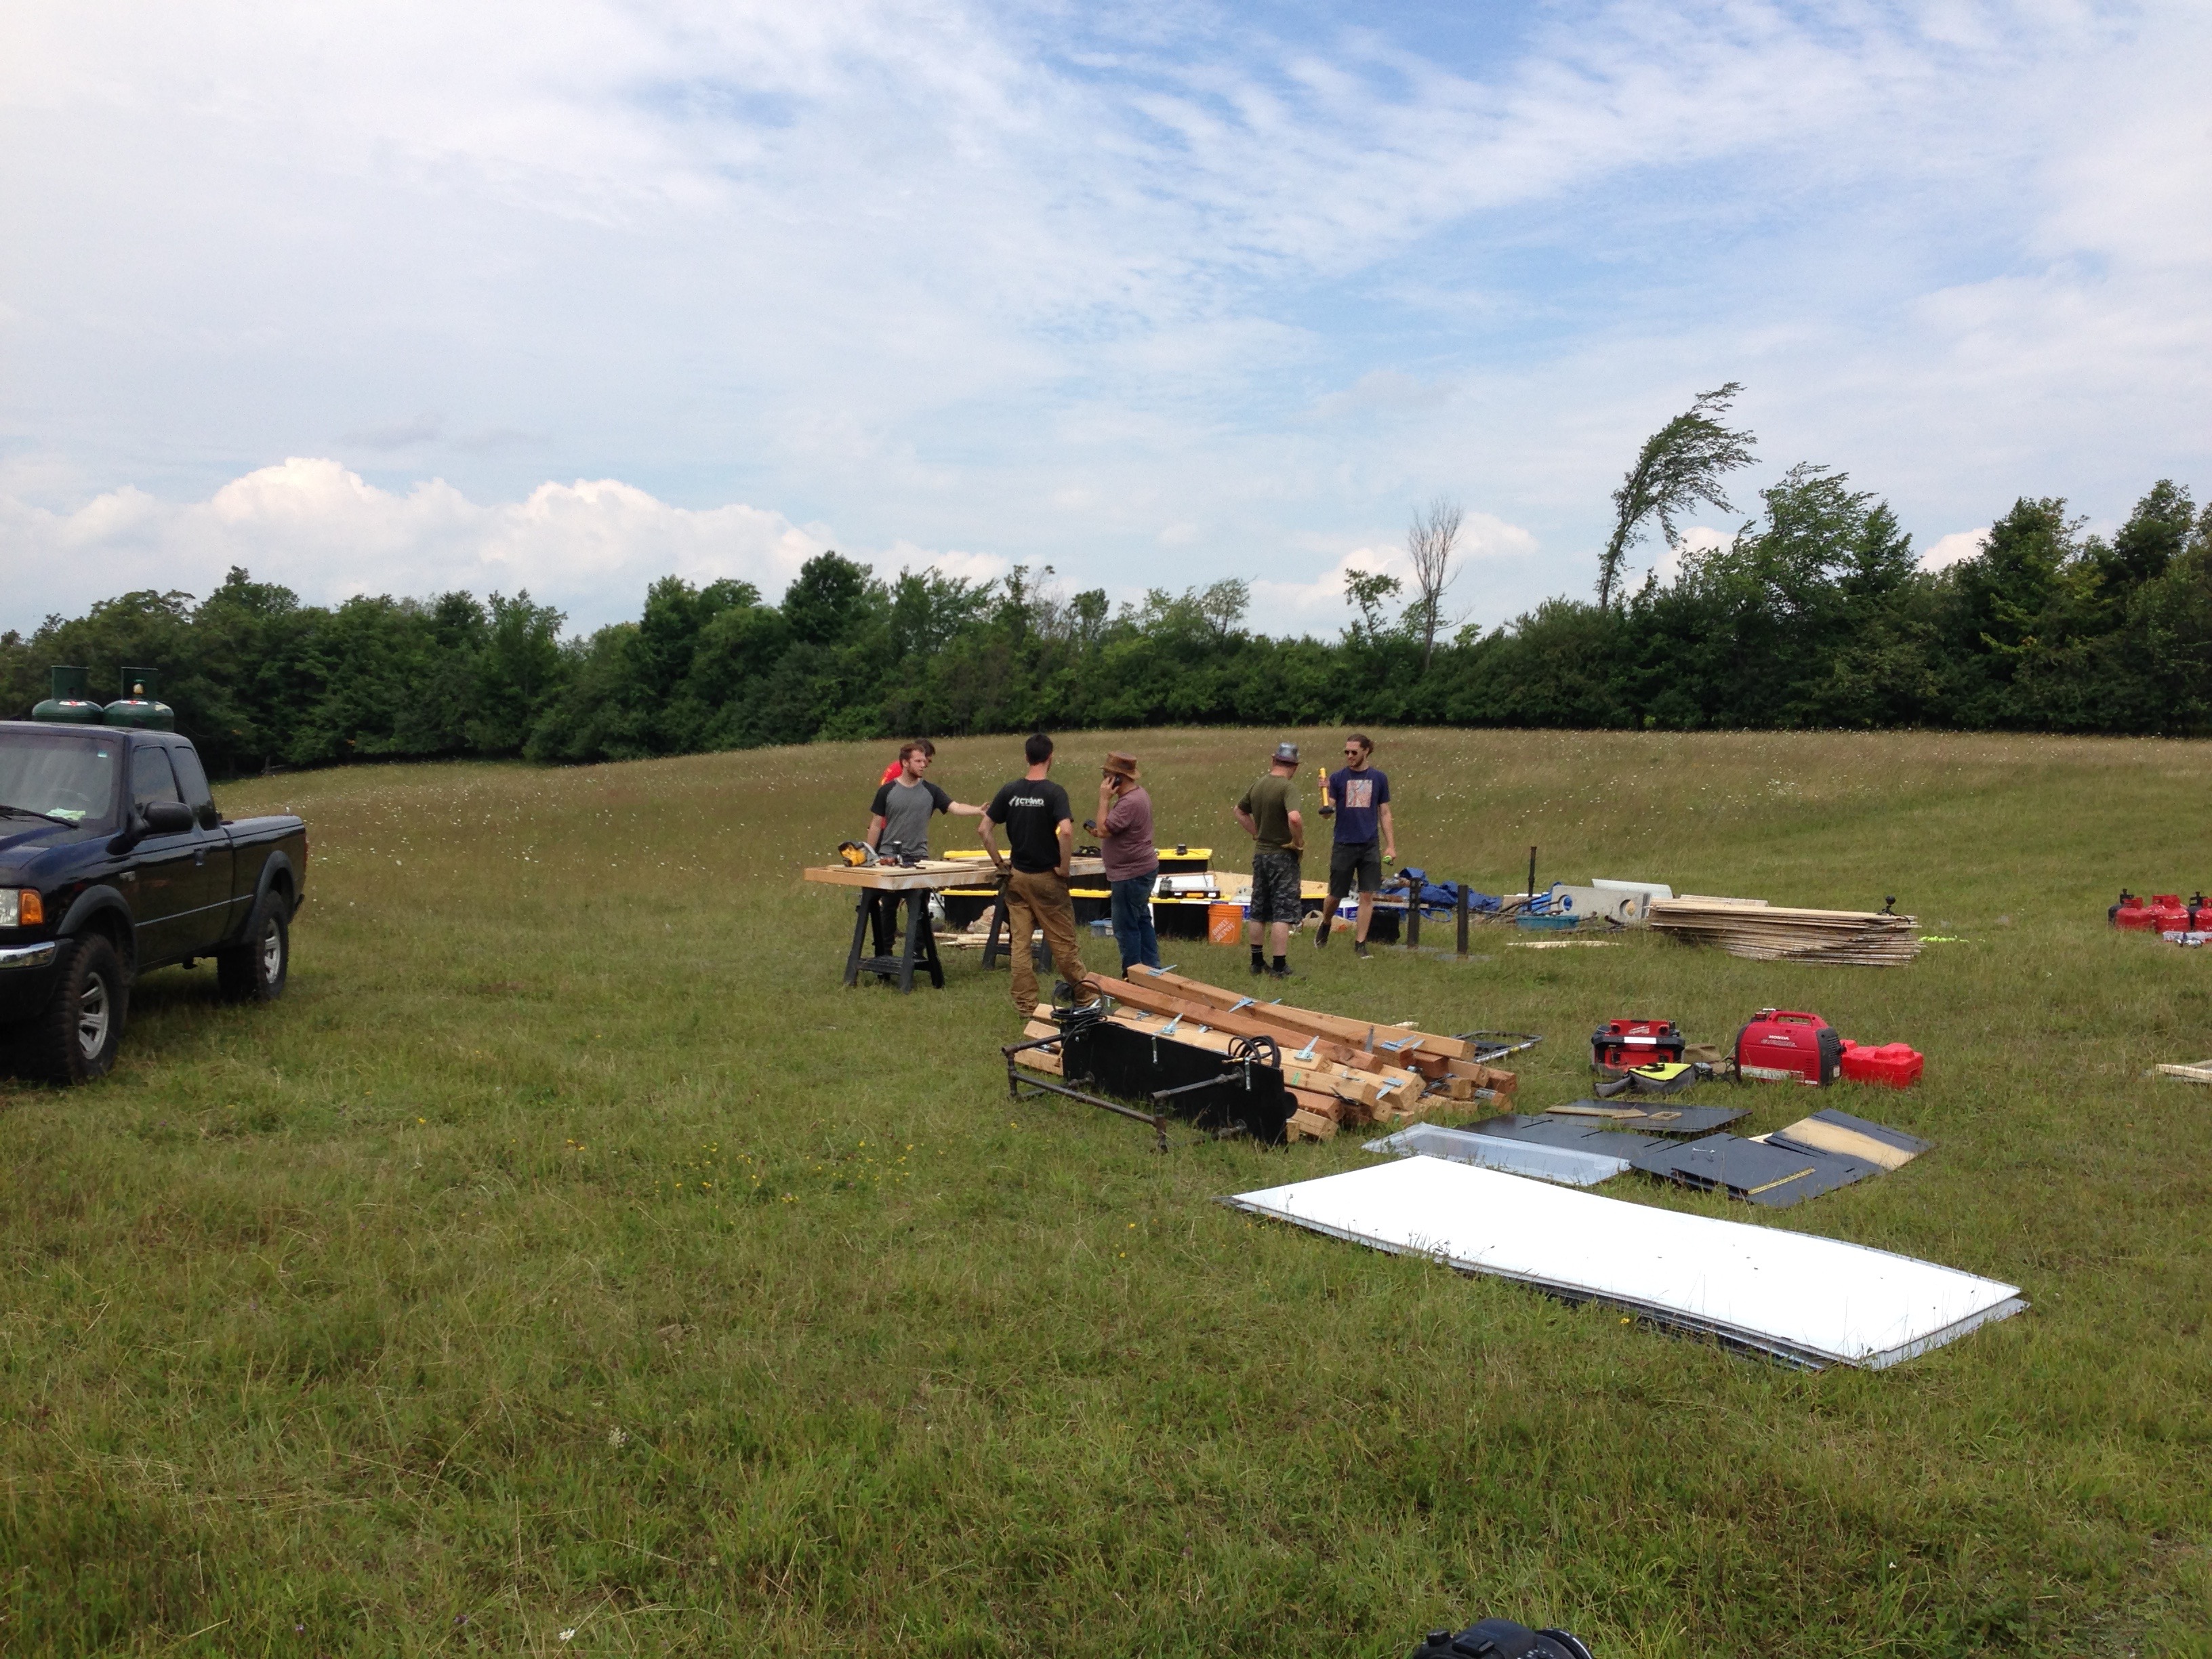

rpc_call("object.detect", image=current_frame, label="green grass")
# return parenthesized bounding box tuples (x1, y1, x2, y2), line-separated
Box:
(3, 728, 2210, 1656)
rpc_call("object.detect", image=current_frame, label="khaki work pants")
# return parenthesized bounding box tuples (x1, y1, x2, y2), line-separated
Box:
(1006, 869, 1091, 1017)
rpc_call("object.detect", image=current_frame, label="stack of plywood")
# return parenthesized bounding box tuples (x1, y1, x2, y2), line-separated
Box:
(1647, 897, 1921, 966)
(1015, 966, 1517, 1142)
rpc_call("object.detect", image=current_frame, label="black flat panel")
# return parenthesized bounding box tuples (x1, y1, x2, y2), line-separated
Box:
(1463, 1113, 1673, 1157)
(1631, 1133, 1877, 1208)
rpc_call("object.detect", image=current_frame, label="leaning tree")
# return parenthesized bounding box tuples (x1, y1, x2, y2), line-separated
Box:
(1595, 383, 1758, 609)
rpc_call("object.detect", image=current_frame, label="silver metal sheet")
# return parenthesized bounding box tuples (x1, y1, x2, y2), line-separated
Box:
(1365, 1122, 1629, 1186)
(1225, 1157, 2026, 1370)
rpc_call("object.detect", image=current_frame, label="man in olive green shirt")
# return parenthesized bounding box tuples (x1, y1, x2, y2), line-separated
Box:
(1233, 741, 1305, 978)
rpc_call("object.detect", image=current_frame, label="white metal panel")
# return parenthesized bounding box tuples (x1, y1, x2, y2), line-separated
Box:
(1227, 1157, 2024, 1370)
(1364, 1123, 1629, 1187)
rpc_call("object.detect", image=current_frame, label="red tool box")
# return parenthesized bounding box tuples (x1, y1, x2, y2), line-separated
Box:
(1840, 1040, 1924, 1088)
(1734, 1009, 1842, 1085)
(1591, 1017, 1686, 1071)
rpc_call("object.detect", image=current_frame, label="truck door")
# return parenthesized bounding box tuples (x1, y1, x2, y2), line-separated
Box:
(126, 744, 197, 967)
(165, 743, 237, 950)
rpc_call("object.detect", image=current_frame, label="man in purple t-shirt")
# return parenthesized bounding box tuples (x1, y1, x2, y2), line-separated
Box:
(1088, 751, 1160, 972)
(1316, 731, 1395, 958)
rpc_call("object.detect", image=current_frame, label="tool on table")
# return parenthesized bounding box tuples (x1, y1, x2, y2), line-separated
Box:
(836, 840, 880, 867)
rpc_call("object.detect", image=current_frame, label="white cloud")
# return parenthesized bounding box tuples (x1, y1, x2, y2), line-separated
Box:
(1250, 544, 1414, 634)
(1919, 527, 1989, 573)
(0, 459, 831, 630)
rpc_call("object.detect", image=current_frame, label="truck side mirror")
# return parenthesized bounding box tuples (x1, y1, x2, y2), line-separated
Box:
(143, 801, 194, 834)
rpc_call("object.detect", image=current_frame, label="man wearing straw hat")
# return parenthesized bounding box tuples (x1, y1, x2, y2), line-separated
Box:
(1089, 751, 1160, 973)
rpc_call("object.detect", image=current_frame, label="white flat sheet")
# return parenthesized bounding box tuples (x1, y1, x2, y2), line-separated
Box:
(1227, 1157, 2024, 1370)
(1364, 1122, 1629, 1187)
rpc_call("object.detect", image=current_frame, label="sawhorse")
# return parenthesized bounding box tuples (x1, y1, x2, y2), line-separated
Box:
(982, 876, 1012, 968)
(843, 888, 945, 992)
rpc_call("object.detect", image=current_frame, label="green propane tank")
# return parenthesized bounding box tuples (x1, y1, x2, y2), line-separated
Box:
(31, 665, 106, 724)
(103, 667, 175, 731)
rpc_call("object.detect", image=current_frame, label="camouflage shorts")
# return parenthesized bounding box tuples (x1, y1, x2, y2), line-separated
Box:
(1249, 849, 1305, 925)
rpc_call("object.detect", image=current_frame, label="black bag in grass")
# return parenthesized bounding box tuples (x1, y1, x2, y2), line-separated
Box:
(1410, 1618, 1594, 1659)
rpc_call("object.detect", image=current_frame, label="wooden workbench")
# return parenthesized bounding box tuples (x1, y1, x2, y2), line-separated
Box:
(804, 857, 1107, 990)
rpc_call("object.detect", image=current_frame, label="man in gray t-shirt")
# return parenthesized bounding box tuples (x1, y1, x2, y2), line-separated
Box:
(865, 739, 983, 861)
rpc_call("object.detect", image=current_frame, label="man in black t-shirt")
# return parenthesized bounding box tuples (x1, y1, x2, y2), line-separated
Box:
(980, 731, 1094, 1017)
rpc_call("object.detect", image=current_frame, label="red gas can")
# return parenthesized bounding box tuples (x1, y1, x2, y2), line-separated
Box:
(2112, 893, 2156, 930)
(1591, 1017, 1686, 1071)
(1840, 1040, 1924, 1088)
(1735, 1009, 1842, 1085)
(2152, 893, 2190, 932)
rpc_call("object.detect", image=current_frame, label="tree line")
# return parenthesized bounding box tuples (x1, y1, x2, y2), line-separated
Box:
(6, 402, 2210, 777)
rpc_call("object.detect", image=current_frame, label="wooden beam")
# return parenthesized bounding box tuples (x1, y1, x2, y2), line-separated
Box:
(1126, 966, 1477, 1059)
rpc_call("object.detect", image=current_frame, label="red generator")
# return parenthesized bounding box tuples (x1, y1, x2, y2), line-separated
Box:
(1592, 1017, 1686, 1070)
(1840, 1040, 1924, 1088)
(1735, 1009, 1842, 1086)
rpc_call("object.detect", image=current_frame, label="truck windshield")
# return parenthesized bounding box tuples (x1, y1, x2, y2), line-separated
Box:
(0, 732, 119, 827)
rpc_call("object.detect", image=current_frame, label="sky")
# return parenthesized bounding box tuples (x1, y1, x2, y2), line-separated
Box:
(2, 0, 2207, 640)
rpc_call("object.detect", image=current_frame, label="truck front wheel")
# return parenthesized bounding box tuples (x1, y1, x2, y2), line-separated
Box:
(218, 891, 290, 1002)
(30, 935, 128, 1084)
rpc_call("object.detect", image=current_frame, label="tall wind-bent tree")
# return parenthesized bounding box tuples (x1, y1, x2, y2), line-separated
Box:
(1595, 383, 1758, 609)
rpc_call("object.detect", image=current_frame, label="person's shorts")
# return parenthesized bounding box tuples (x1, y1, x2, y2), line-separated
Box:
(1328, 840, 1382, 899)
(1249, 849, 1304, 925)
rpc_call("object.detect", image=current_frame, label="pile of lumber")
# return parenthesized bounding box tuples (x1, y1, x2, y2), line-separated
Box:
(1016, 966, 1517, 1142)
(1648, 897, 1921, 966)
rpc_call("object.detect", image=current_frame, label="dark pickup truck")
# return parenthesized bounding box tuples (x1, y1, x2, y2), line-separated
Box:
(0, 721, 307, 1082)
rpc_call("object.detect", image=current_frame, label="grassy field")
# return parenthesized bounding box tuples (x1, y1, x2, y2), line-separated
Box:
(3, 727, 2209, 1656)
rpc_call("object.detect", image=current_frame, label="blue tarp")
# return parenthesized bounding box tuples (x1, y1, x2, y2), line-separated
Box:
(1390, 867, 1502, 916)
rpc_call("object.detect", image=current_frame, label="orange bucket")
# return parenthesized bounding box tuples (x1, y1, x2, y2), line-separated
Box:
(1208, 902, 1245, 945)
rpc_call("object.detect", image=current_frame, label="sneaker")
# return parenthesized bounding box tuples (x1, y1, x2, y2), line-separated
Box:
(1267, 964, 1295, 980)
(1250, 957, 1267, 975)
(1314, 921, 1330, 949)
(1353, 941, 1372, 959)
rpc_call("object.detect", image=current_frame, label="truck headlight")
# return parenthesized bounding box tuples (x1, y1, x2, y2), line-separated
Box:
(0, 890, 42, 928)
